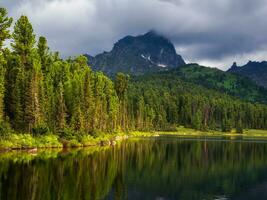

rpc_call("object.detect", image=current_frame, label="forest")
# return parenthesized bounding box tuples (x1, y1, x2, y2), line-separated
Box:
(1, 7, 267, 143)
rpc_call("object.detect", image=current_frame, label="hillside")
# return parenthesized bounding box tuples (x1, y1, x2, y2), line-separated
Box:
(170, 64, 267, 103)
(228, 61, 267, 88)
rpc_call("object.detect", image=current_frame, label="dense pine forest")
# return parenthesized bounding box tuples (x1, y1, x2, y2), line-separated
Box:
(0, 7, 267, 142)
(128, 72, 267, 132)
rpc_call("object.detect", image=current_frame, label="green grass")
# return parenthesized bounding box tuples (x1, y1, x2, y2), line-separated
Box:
(0, 131, 129, 150)
(0, 134, 63, 149)
(129, 126, 267, 139)
(1, 127, 267, 150)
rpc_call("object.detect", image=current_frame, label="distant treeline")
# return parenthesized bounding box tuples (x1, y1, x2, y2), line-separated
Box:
(0, 7, 267, 137)
(127, 74, 267, 132)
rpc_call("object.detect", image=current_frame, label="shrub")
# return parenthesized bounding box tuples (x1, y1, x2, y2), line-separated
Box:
(32, 124, 50, 136)
(0, 121, 12, 138)
(58, 128, 76, 140)
(91, 130, 105, 138)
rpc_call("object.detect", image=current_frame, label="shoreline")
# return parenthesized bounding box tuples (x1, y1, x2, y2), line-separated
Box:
(1, 128, 267, 152)
(0, 134, 131, 152)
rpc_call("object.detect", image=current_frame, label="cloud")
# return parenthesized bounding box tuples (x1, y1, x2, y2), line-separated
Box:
(2, 0, 267, 70)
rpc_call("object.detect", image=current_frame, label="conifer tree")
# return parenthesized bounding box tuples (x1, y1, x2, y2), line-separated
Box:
(82, 68, 94, 133)
(11, 16, 44, 131)
(56, 82, 67, 130)
(104, 77, 119, 131)
(0, 65, 5, 122)
(11, 15, 35, 68)
(93, 72, 106, 130)
(193, 110, 202, 130)
(0, 8, 13, 50)
(37, 36, 50, 72)
(10, 68, 25, 129)
(43, 74, 55, 130)
(236, 118, 243, 134)
(24, 69, 42, 132)
(115, 73, 129, 130)
(0, 8, 12, 123)
(136, 96, 145, 129)
(70, 105, 84, 132)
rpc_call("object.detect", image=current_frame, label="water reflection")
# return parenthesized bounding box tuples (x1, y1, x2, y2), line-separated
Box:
(1, 137, 267, 200)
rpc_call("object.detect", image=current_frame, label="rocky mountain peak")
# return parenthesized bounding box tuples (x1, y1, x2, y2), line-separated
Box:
(228, 60, 267, 88)
(85, 31, 185, 76)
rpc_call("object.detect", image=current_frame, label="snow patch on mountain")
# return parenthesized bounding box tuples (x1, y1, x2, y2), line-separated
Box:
(157, 63, 167, 68)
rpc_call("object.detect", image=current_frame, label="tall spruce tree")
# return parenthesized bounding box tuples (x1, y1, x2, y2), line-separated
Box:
(82, 68, 94, 133)
(10, 68, 25, 129)
(115, 73, 129, 130)
(11, 16, 35, 68)
(0, 8, 12, 123)
(37, 36, 50, 72)
(0, 8, 13, 50)
(24, 66, 43, 132)
(11, 16, 44, 131)
(55, 82, 67, 130)
(0, 64, 5, 122)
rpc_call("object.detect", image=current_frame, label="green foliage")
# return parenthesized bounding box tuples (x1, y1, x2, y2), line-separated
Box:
(58, 128, 77, 140)
(0, 133, 62, 148)
(115, 73, 129, 131)
(193, 110, 202, 130)
(0, 121, 12, 138)
(0, 7, 13, 49)
(37, 36, 50, 72)
(115, 72, 129, 100)
(236, 118, 243, 134)
(0, 64, 6, 122)
(176, 64, 267, 103)
(32, 124, 50, 136)
(222, 119, 232, 132)
(11, 15, 36, 67)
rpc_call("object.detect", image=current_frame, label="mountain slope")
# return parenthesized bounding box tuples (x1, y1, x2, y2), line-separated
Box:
(157, 64, 267, 103)
(129, 67, 267, 130)
(228, 61, 267, 88)
(85, 31, 185, 75)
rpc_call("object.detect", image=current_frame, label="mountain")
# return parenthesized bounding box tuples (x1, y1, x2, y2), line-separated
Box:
(85, 31, 185, 75)
(228, 61, 267, 88)
(158, 64, 267, 103)
(84, 31, 267, 103)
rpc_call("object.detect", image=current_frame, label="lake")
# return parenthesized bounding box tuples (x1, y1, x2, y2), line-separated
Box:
(1, 136, 267, 200)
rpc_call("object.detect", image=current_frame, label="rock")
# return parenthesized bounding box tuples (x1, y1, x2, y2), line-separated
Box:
(100, 140, 111, 146)
(85, 31, 185, 76)
(114, 136, 121, 141)
(27, 148, 38, 153)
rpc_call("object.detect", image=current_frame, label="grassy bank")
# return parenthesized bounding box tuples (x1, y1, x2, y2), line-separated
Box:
(131, 127, 267, 140)
(0, 132, 129, 150)
(1, 127, 267, 150)
(156, 127, 267, 138)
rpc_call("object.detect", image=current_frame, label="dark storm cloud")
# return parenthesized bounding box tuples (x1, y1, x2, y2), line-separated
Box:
(2, 0, 267, 69)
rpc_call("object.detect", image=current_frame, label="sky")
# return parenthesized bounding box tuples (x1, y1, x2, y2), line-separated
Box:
(2, 0, 267, 70)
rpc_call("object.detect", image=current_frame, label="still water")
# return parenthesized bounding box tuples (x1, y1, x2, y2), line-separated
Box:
(1, 136, 267, 200)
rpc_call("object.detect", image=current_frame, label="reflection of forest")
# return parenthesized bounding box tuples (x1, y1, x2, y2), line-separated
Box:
(1, 138, 267, 200)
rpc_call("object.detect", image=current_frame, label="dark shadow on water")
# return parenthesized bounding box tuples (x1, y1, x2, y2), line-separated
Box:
(1, 137, 267, 199)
